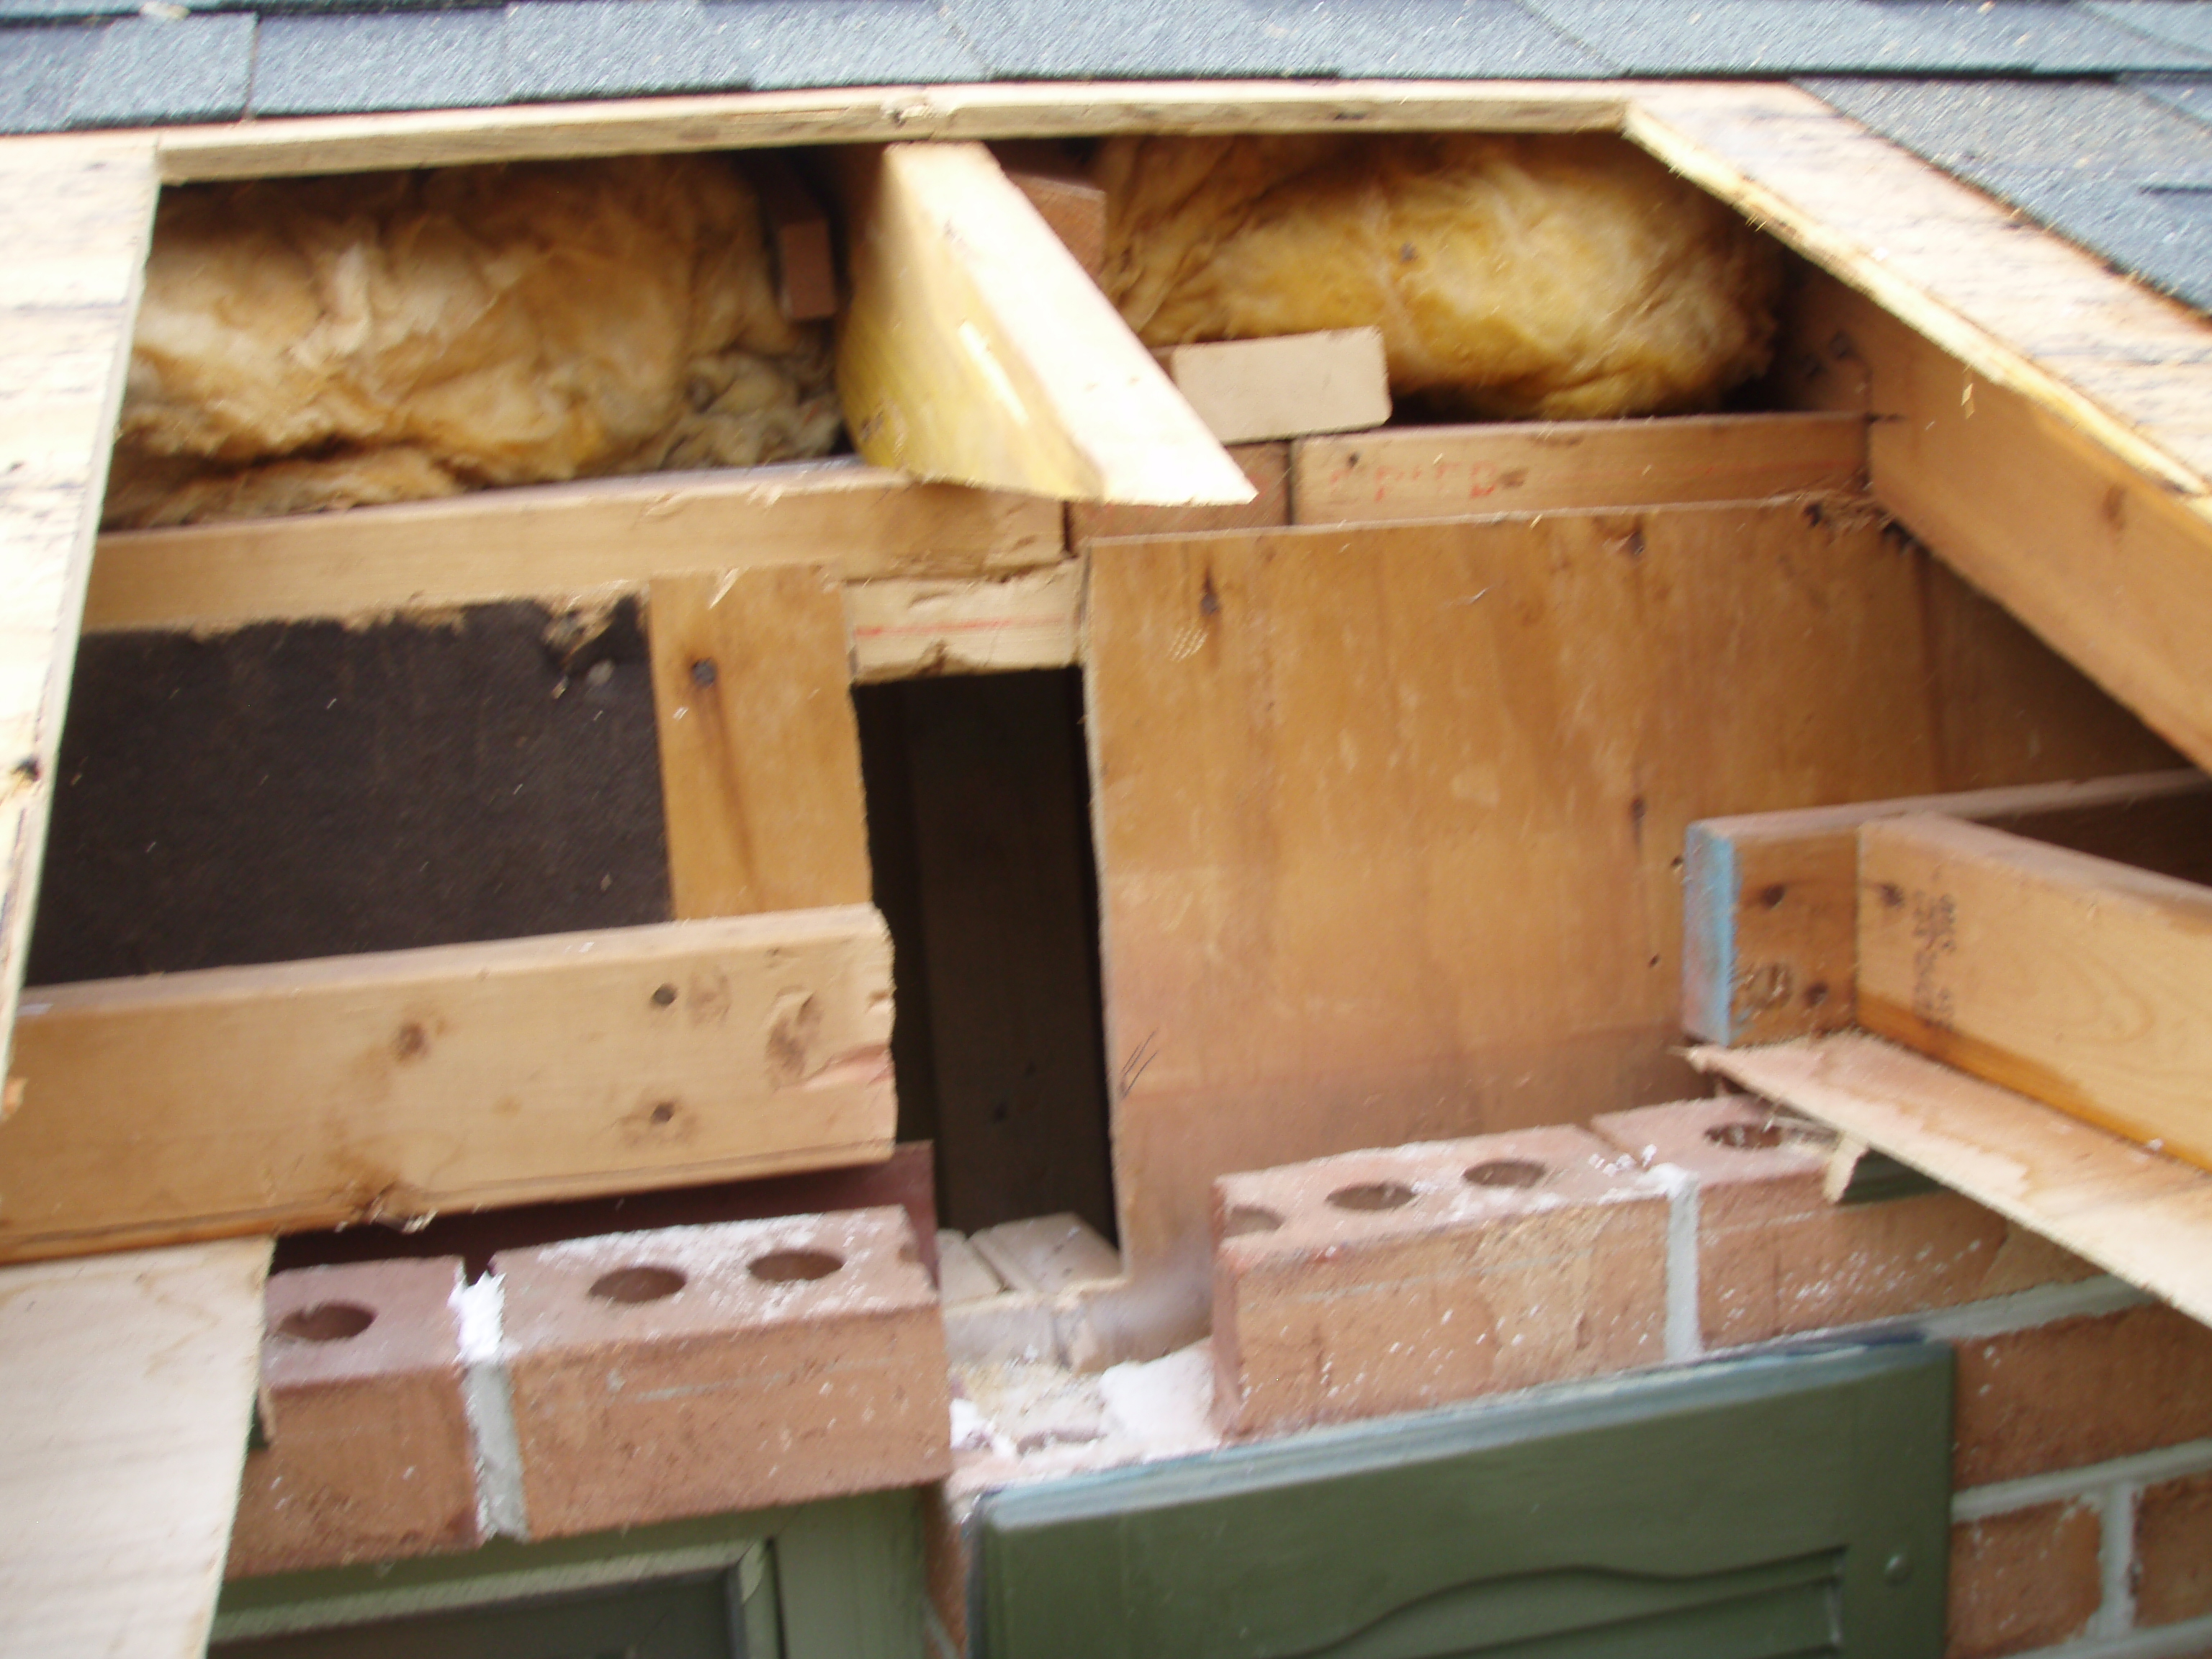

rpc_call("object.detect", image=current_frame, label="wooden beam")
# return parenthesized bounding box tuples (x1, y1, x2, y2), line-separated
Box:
(648, 566, 873, 918)
(847, 564, 1082, 681)
(1682, 770, 2211, 1047)
(1293, 411, 1863, 525)
(0, 138, 156, 1082)
(0, 1238, 269, 1658)
(833, 141, 1253, 506)
(142, 81, 1627, 184)
(1692, 1033, 2212, 1333)
(1, 908, 894, 1260)
(84, 462, 1064, 633)
(1858, 814, 2212, 1172)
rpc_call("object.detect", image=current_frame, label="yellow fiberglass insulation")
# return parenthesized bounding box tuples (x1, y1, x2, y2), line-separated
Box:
(1100, 132, 1782, 421)
(104, 154, 843, 529)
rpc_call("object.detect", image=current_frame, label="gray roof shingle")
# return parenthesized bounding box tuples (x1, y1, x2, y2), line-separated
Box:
(504, 0, 748, 101)
(252, 10, 508, 114)
(65, 11, 251, 126)
(721, 0, 986, 91)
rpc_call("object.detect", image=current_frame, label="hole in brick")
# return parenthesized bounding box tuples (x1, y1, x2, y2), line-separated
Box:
(1465, 1158, 1548, 1189)
(590, 1264, 687, 1304)
(1707, 1122, 1785, 1151)
(750, 1249, 844, 1284)
(276, 1302, 376, 1342)
(1223, 1205, 1284, 1236)
(1327, 1181, 1416, 1213)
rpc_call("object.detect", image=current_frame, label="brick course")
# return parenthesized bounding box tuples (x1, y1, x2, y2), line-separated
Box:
(1946, 1501, 2104, 1659)
(2137, 1469, 2212, 1627)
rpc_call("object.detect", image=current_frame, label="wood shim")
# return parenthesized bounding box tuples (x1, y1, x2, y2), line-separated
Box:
(1295, 410, 1862, 523)
(834, 141, 1252, 505)
(1692, 1033, 2212, 1334)
(1084, 501, 2172, 1290)
(0, 1238, 270, 1658)
(0, 138, 156, 1079)
(85, 462, 1064, 633)
(649, 565, 873, 919)
(1, 908, 894, 1259)
(1858, 814, 2212, 1173)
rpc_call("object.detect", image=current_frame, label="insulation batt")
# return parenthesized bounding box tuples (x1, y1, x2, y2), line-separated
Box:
(105, 155, 842, 529)
(1100, 133, 1781, 421)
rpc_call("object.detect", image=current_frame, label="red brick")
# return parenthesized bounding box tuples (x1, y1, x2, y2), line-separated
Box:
(1211, 1125, 1668, 1438)
(1955, 1303, 2212, 1486)
(228, 1257, 479, 1578)
(1946, 1501, 2104, 1659)
(1593, 1097, 2093, 1349)
(498, 1207, 950, 1539)
(2138, 1469, 2212, 1626)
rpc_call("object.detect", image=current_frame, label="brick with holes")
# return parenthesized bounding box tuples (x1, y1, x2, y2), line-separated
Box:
(1592, 1097, 2094, 1350)
(496, 1207, 950, 1537)
(229, 1256, 480, 1577)
(1210, 1126, 1668, 1437)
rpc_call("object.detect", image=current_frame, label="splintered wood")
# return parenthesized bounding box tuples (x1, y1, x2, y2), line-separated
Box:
(1085, 502, 2177, 1284)
(1, 908, 895, 1259)
(0, 138, 156, 1075)
(0, 1238, 270, 1657)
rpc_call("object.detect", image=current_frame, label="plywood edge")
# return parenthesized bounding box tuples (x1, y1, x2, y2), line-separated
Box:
(1624, 81, 2212, 503)
(86, 462, 1066, 633)
(136, 80, 1629, 183)
(1690, 1033, 2212, 1334)
(835, 141, 1252, 505)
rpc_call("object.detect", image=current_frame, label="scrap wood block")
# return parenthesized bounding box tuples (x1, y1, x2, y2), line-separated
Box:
(499, 1207, 950, 1538)
(1164, 328, 1391, 444)
(1211, 1126, 1668, 1438)
(988, 141, 1105, 278)
(229, 1257, 480, 1578)
(744, 152, 837, 320)
(1591, 1097, 2092, 1351)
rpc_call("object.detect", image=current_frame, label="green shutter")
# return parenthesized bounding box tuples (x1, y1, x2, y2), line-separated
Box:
(971, 1341, 1951, 1659)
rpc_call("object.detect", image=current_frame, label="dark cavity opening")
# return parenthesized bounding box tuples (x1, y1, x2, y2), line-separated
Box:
(276, 1302, 377, 1342)
(590, 1264, 687, 1304)
(749, 1248, 843, 1284)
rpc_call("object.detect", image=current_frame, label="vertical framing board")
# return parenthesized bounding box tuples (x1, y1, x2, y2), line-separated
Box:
(0, 136, 156, 1072)
(834, 142, 1253, 507)
(0, 1238, 271, 1658)
(1, 909, 894, 1258)
(1858, 814, 2212, 1173)
(649, 566, 872, 919)
(1085, 503, 2177, 1286)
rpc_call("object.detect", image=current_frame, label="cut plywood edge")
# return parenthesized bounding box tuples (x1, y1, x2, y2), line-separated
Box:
(1, 909, 895, 1259)
(0, 137, 156, 1082)
(1691, 1033, 2212, 1334)
(835, 141, 1253, 505)
(0, 1236, 271, 1657)
(86, 462, 1065, 633)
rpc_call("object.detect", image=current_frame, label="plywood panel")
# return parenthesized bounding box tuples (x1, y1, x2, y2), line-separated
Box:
(1087, 503, 2175, 1287)
(0, 1238, 269, 1658)
(649, 567, 871, 919)
(1, 908, 893, 1259)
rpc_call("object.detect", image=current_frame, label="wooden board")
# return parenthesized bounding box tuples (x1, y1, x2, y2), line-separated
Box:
(84, 462, 1064, 634)
(1692, 1033, 2212, 1334)
(0, 138, 156, 1079)
(0, 1237, 270, 1658)
(1773, 268, 2212, 781)
(649, 567, 872, 919)
(1085, 502, 2177, 1293)
(989, 141, 1106, 278)
(145, 81, 1627, 183)
(1069, 443, 1290, 541)
(1681, 770, 2209, 1047)
(1293, 411, 1863, 523)
(834, 142, 1252, 506)
(1, 907, 894, 1259)
(1858, 814, 2212, 1172)
(848, 565, 1082, 681)
(1166, 329, 1391, 446)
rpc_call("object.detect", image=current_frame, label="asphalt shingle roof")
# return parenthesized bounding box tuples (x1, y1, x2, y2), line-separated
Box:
(0, 0, 2206, 315)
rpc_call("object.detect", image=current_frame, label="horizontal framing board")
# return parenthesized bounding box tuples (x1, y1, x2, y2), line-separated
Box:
(84, 462, 1065, 633)
(1084, 500, 2172, 1292)
(1681, 770, 2211, 1047)
(1858, 814, 2212, 1173)
(833, 142, 1251, 505)
(0, 1238, 271, 1658)
(1691, 1032, 2212, 1334)
(848, 565, 1082, 681)
(1, 907, 895, 1260)
(1293, 412, 1865, 524)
